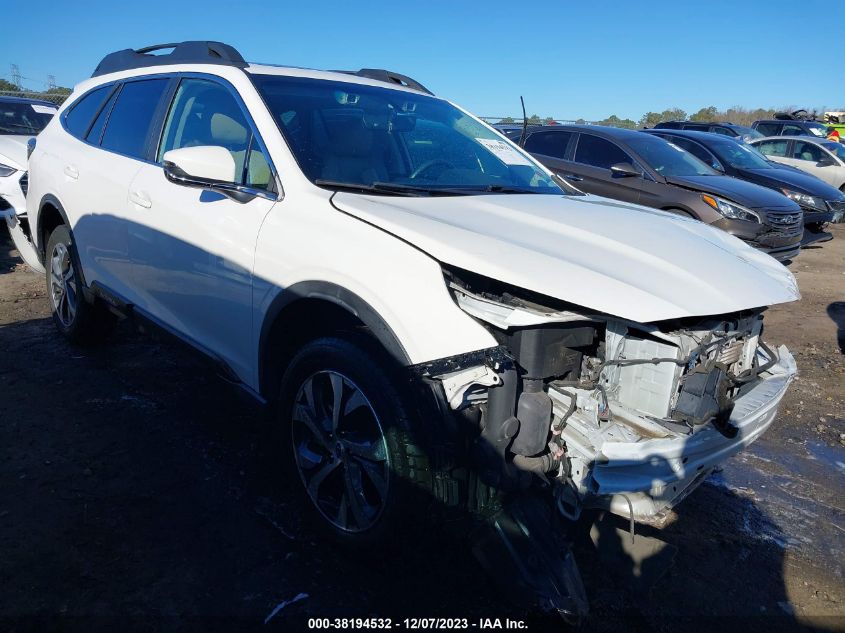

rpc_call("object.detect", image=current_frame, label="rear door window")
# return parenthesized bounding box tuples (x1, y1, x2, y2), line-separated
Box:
(100, 79, 170, 159)
(524, 131, 572, 159)
(755, 122, 780, 136)
(64, 85, 112, 139)
(781, 124, 804, 136)
(666, 137, 718, 166)
(573, 134, 632, 169)
(755, 139, 789, 157)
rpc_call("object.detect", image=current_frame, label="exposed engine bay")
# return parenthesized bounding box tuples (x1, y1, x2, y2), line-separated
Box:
(430, 266, 797, 527)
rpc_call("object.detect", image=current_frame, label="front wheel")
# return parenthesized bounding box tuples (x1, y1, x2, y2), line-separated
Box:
(278, 336, 434, 546)
(45, 224, 114, 344)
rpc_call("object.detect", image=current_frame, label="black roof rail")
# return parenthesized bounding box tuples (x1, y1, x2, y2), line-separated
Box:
(334, 69, 433, 95)
(92, 41, 247, 77)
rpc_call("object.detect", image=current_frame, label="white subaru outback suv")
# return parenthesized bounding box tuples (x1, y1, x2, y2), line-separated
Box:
(25, 41, 799, 621)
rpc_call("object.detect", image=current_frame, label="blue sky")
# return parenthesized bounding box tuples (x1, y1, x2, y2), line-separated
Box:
(2, 0, 839, 121)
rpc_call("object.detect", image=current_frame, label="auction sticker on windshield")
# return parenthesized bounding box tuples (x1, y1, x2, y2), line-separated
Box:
(475, 138, 534, 166)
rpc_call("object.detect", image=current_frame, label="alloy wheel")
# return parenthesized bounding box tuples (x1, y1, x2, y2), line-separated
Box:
(49, 242, 77, 328)
(291, 370, 390, 533)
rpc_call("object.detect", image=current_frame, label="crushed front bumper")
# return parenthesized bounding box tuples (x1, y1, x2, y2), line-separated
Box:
(1, 170, 44, 273)
(584, 345, 796, 525)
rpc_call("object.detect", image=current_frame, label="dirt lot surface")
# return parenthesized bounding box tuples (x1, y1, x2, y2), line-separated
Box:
(1, 226, 843, 633)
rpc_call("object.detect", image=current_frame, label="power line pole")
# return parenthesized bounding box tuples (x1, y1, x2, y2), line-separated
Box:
(10, 64, 22, 89)
(47, 75, 56, 90)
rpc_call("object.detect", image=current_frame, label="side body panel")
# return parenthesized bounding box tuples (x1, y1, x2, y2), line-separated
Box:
(252, 189, 499, 384)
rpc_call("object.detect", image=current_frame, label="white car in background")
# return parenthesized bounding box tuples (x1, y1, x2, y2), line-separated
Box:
(751, 135, 845, 192)
(24, 41, 801, 622)
(0, 95, 58, 272)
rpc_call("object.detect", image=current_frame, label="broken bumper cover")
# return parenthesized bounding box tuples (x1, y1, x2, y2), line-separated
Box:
(1, 172, 44, 273)
(586, 345, 796, 525)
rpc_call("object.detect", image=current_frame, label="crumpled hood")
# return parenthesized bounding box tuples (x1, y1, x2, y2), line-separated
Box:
(664, 174, 799, 210)
(0, 135, 30, 170)
(332, 192, 799, 323)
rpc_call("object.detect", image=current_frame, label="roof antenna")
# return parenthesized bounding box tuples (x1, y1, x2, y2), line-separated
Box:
(518, 96, 528, 147)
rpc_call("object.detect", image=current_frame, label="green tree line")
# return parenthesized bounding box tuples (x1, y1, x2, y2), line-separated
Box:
(0, 79, 72, 103)
(497, 105, 845, 129)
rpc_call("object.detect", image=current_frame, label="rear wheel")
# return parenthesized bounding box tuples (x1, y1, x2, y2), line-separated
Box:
(45, 225, 114, 344)
(278, 335, 434, 546)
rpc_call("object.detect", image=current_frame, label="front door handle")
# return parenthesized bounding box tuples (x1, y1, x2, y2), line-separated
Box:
(63, 165, 78, 180)
(129, 190, 152, 209)
(562, 173, 583, 182)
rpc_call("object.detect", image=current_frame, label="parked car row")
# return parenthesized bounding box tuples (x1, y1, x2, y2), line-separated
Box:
(0, 41, 812, 623)
(498, 120, 844, 262)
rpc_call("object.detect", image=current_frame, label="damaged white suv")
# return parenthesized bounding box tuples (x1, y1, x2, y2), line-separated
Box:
(25, 42, 798, 621)
(0, 95, 58, 270)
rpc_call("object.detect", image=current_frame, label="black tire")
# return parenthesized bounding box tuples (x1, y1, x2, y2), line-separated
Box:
(277, 335, 434, 547)
(44, 224, 115, 344)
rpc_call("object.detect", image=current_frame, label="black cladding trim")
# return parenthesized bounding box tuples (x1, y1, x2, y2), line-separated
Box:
(410, 346, 514, 378)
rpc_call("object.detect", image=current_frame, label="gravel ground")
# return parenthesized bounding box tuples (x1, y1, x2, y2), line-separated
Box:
(0, 225, 843, 633)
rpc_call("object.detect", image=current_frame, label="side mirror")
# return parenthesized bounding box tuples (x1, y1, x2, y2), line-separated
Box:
(609, 162, 641, 178)
(817, 156, 836, 167)
(163, 146, 236, 183)
(163, 146, 255, 203)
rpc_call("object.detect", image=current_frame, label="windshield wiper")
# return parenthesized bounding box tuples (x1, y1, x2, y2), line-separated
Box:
(315, 179, 476, 197)
(314, 179, 427, 197)
(0, 123, 38, 133)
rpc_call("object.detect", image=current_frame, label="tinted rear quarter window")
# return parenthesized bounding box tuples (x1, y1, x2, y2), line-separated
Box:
(524, 131, 572, 159)
(101, 79, 169, 159)
(573, 134, 631, 169)
(64, 86, 111, 139)
(85, 89, 119, 144)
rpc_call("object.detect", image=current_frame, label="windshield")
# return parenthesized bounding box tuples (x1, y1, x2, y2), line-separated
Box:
(822, 141, 845, 162)
(252, 74, 564, 195)
(626, 136, 719, 176)
(708, 138, 773, 170)
(735, 126, 764, 141)
(0, 100, 56, 135)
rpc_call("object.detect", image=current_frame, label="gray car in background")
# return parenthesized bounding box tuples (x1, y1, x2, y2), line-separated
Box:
(518, 125, 804, 261)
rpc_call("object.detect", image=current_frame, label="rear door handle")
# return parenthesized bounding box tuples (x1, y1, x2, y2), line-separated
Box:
(129, 190, 152, 209)
(63, 165, 78, 180)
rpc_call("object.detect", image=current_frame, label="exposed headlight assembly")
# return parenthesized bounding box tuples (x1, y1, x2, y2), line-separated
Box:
(0, 163, 17, 178)
(701, 194, 760, 222)
(780, 188, 826, 211)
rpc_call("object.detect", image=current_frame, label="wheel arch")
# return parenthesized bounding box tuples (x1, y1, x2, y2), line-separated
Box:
(258, 281, 412, 400)
(36, 194, 71, 259)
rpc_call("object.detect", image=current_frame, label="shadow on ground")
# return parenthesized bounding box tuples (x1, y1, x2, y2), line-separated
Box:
(0, 309, 832, 633)
(828, 302, 845, 355)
